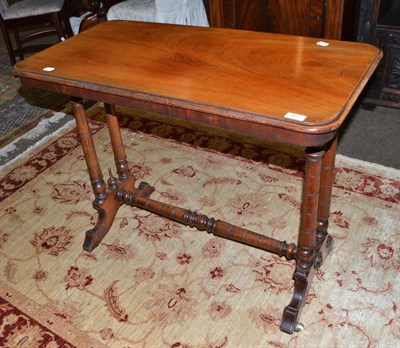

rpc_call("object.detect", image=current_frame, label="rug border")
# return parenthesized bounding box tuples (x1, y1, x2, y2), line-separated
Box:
(0, 281, 106, 348)
(0, 112, 75, 172)
(336, 154, 400, 179)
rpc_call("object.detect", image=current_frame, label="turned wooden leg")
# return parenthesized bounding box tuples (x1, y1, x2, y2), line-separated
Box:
(104, 104, 130, 181)
(71, 101, 132, 252)
(317, 135, 337, 240)
(280, 147, 324, 334)
(71, 100, 106, 202)
(314, 135, 337, 267)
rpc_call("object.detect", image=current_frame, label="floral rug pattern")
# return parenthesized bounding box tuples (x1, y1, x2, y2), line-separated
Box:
(0, 110, 399, 347)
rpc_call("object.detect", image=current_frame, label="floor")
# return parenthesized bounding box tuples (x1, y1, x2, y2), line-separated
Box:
(0, 29, 399, 169)
(337, 102, 400, 169)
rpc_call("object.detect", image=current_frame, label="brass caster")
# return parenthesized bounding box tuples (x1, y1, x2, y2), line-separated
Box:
(295, 322, 305, 332)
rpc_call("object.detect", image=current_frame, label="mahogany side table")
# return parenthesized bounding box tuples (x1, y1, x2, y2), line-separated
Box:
(13, 21, 382, 334)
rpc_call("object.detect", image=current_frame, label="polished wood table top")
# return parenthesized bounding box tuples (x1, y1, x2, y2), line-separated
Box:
(13, 21, 381, 137)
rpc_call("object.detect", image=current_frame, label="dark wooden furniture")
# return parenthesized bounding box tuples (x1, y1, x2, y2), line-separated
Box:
(78, 0, 120, 31)
(358, 0, 400, 108)
(203, 0, 358, 40)
(13, 21, 381, 334)
(0, 0, 75, 65)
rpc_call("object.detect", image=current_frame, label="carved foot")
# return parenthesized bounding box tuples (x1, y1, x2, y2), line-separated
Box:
(280, 234, 334, 334)
(83, 175, 140, 252)
(83, 193, 124, 252)
(280, 266, 315, 334)
(84, 181, 155, 251)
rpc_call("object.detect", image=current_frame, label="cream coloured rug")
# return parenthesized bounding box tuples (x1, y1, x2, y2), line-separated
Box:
(0, 106, 399, 347)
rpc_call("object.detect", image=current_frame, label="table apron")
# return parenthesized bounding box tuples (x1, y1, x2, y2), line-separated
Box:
(19, 76, 337, 148)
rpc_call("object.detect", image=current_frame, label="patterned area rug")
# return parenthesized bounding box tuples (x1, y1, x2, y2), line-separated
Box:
(0, 52, 70, 147)
(0, 106, 399, 347)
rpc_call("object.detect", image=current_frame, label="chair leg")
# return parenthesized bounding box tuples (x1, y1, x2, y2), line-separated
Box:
(0, 23, 16, 65)
(56, 3, 74, 40)
(13, 27, 24, 61)
(1, 2, 77, 66)
(62, 6, 74, 37)
(52, 13, 66, 40)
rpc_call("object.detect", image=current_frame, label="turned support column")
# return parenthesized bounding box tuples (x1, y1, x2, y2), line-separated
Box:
(104, 104, 130, 181)
(316, 135, 337, 248)
(280, 147, 325, 334)
(71, 100, 106, 202)
(297, 148, 325, 269)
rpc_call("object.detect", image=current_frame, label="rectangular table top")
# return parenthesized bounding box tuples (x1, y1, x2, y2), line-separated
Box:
(13, 21, 382, 136)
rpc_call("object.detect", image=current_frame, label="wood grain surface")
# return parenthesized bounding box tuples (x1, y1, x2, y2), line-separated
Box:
(13, 21, 381, 133)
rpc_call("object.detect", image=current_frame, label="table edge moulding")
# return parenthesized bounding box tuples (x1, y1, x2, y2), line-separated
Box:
(12, 21, 382, 335)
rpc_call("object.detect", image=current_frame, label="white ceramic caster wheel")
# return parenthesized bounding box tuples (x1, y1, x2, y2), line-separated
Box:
(295, 322, 305, 332)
